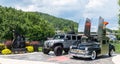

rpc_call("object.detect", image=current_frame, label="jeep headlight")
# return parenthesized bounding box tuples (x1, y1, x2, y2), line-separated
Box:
(49, 42, 54, 46)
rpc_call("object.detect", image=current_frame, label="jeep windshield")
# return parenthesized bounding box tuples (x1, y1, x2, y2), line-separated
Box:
(53, 35, 65, 39)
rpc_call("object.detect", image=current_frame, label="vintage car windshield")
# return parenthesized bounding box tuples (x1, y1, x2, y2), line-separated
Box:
(81, 37, 88, 43)
(78, 43, 100, 48)
(53, 35, 65, 39)
(72, 41, 81, 46)
(79, 43, 92, 47)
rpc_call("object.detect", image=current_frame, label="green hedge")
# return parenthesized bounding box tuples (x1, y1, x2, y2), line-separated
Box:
(0, 43, 5, 53)
(112, 41, 120, 53)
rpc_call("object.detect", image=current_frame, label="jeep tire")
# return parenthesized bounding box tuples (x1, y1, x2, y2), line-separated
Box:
(42, 47, 50, 54)
(54, 46, 63, 56)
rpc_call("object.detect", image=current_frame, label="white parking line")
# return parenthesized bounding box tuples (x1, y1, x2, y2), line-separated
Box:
(112, 55, 120, 64)
(0, 58, 57, 64)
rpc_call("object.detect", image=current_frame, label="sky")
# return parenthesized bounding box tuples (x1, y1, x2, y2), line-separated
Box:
(0, 0, 119, 31)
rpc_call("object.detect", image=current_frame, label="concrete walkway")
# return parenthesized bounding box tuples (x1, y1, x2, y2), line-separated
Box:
(0, 53, 119, 64)
(112, 55, 120, 64)
(0, 58, 57, 64)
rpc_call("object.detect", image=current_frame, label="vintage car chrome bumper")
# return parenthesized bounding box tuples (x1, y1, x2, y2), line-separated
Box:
(69, 53, 92, 58)
(69, 49, 92, 58)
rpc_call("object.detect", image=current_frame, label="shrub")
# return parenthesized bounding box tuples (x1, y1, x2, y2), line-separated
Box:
(26, 46, 34, 52)
(38, 47, 42, 52)
(1, 48, 12, 55)
(30, 41, 40, 45)
(0, 43, 5, 52)
(112, 43, 120, 53)
(30, 41, 40, 52)
(4, 40, 12, 49)
(25, 41, 30, 46)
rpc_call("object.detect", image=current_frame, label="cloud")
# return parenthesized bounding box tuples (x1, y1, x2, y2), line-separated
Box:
(15, 0, 83, 17)
(84, 0, 119, 18)
(14, 0, 119, 18)
(86, 0, 106, 9)
(0, 0, 119, 19)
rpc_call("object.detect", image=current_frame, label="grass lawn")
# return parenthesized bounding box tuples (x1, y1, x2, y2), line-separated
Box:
(38, 47, 42, 52)
(112, 42, 120, 53)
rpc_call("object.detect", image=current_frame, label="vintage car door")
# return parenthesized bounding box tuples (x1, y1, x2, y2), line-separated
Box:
(100, 37, 109, 55)
(98, 17, 109, 55)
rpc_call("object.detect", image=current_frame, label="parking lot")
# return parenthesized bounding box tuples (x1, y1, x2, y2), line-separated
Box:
(0, 52, 117, 64)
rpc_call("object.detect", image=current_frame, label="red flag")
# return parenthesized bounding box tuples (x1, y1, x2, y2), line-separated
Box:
(103, 21, 109, 25)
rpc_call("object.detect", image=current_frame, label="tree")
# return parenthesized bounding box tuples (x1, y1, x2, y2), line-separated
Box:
(0, 6, 78, 41)
(0, 6, 55, 41)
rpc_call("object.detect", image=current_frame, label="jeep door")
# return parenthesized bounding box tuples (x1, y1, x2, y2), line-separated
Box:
(71, 35, 77, 45)
(64, 35, 72, 48)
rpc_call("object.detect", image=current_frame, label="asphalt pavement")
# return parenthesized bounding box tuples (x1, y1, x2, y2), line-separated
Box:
(0, 52, 119, 64)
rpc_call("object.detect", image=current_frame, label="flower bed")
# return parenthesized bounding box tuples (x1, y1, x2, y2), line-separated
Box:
(0, 43, 5, 53)
(26, 46, 34, 52)
(1, 48, 12, 55)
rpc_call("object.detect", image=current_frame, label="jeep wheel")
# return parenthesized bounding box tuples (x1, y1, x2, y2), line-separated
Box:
(54, 46, 63, 56)
(109, 49, 114, 57)
(42, 47, 50, 54)
(91, 51, 96, 60)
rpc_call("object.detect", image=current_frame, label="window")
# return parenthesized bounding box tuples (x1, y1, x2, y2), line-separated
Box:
(102, 40, 106, 44)
(72, 36, 76, 40)
(66, 35, 71, 40)
(53, 35, 65, 39)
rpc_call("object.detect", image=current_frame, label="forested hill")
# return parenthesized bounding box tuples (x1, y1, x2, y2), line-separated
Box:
(0, 6, 78, 41)
(38, 12, 78, 32)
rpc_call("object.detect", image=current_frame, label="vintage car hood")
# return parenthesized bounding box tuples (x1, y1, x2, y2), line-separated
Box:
(71, 42, 100, 50)
(79, 43, 100, 46)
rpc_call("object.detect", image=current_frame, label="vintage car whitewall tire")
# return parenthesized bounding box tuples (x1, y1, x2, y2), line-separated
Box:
(91, 51, 96, 60)
(109, 49, 114, 57)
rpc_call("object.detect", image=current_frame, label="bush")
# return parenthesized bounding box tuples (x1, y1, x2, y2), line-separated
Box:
(25, 41, 30, 46)
(4, 40, 12, 49)
(38, 47, 42, 52)
(30, 41, 40, 52)
(112, 42, 120, 53)
(30, 41, 40, 45)
(26, 46, 34, 52)
(0, 43, 5, 52)
(1, 48, 12, 55)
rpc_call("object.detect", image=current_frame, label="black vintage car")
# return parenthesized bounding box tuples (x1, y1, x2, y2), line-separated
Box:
(70, 36, 115, 60)
(69, 17, 115, 60)
(69, 35, 115, 60)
